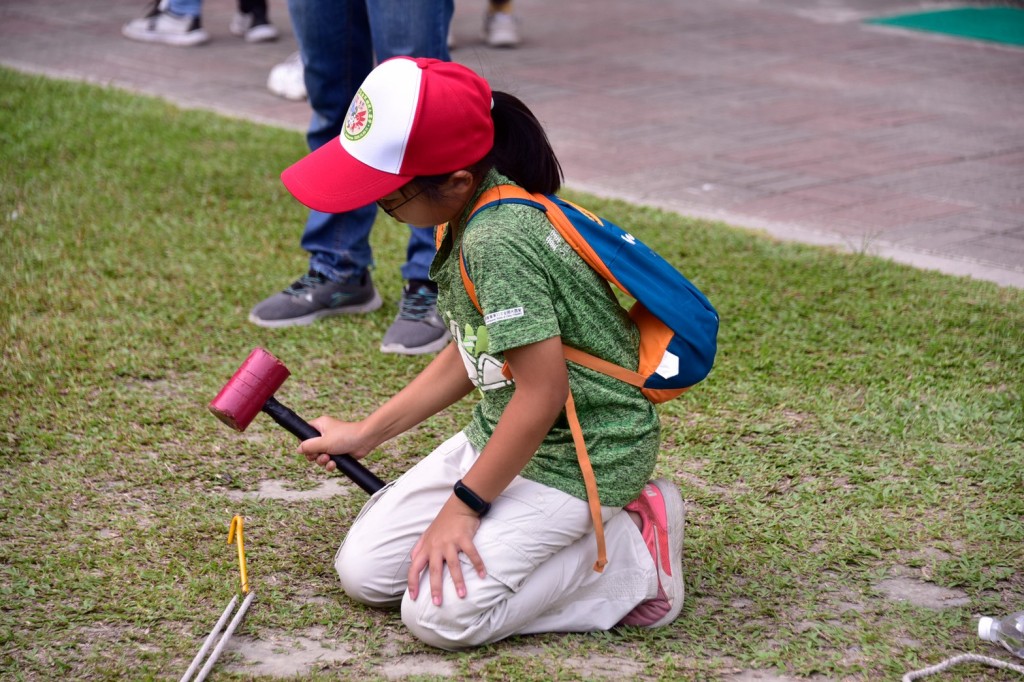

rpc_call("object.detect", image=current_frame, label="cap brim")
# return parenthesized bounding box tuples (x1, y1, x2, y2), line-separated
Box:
(280, 136, 411, 214)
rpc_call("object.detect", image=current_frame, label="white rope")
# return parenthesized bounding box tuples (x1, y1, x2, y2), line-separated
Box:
(902, 653, 1024, 681)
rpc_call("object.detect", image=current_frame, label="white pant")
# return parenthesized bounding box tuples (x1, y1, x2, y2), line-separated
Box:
(334, 432, 658, 650)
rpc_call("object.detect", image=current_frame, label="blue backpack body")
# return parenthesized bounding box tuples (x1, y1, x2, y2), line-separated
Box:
(459, 185, 719, 401)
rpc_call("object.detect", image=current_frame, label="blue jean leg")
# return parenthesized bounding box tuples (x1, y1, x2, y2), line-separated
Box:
(287, 0, 453, 283)
(168, 0, 202, 17)
(365, 0, 453, 60)
(403, 226, 438, 282)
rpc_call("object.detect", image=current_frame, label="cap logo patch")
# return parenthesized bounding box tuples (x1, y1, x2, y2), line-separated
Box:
(343, 89, 373, 141)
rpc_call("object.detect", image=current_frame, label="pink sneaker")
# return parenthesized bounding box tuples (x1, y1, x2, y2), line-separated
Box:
(619, 478, 685, 628)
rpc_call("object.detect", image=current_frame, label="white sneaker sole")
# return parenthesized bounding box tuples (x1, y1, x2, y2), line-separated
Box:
(379, 331, 451, 355)
(121, 24, 209, 47)
(245, 24, 279, 43)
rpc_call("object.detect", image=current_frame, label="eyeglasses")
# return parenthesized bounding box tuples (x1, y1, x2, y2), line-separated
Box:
(376, 185, 426, 218)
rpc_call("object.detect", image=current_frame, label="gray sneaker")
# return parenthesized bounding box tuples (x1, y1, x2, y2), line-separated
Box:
(380, 282, 450, 355)
(248, 270, 382, 328)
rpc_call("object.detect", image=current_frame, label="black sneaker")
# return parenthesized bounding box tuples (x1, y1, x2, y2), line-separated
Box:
(248, 270, 382, 328)
(379, 282, 450, 355)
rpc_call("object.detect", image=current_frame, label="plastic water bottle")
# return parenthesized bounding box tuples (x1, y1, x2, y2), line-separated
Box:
(978, 611, 1024, 658)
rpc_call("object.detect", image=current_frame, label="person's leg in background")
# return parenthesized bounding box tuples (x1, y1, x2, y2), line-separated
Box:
(484, 0, 519, 48)
(367, 0, 454, 354)
(448, 0, 520, 50)
(365, 0, 452, 58)
(231, 0, 281, 42)
(250, 0, 383, 330)
(251, 0, 456, 356)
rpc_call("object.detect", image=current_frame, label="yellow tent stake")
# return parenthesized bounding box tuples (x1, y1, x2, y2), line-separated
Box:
(227, 515, 249, 594)
(181, 516, 256, 682)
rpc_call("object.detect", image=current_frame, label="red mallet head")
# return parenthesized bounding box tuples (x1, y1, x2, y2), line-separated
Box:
(209, 348, 291, 431)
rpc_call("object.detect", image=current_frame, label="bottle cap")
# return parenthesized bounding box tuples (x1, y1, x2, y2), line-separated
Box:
(978, 616, 995, 641)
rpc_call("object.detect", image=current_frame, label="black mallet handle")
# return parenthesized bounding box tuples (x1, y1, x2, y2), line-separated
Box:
(262, 396, 385, 494)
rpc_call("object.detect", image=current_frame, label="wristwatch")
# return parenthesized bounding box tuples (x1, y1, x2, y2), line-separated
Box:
(453, 479, 492, 517)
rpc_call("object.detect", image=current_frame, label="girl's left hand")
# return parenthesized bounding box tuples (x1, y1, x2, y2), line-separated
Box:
(407, 497, 487, 606)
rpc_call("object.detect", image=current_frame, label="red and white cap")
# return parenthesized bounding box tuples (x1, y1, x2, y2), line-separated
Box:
(281, 57, 494, 214)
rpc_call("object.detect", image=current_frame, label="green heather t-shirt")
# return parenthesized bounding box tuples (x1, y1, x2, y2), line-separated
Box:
(430, 170, 659, 507)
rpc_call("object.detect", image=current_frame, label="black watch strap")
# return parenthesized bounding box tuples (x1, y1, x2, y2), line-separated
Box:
(453, 479, 492, 517)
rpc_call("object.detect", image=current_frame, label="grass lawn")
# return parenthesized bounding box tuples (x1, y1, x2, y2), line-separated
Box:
(1, 67, 1022, 681)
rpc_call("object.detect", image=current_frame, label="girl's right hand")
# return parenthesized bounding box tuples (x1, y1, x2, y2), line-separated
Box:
(297, 416, 371, 471)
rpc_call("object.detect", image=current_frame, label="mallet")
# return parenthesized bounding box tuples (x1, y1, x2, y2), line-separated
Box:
(209, 347, 385, 494)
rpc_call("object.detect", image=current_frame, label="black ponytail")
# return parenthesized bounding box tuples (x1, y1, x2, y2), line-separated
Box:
(412, 91, 563, 199)
(489, 91, 563, 195)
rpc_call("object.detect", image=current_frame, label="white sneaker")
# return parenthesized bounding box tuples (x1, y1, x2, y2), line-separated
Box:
(123, 7, 209, 46)
(267, 51, 307, 101)
(229, 11, 280, 43)
(484, 11, 520, 48)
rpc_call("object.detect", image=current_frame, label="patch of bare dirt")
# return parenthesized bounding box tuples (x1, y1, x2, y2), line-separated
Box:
(380, 654, 456, 679)
(562, 654, 645, 678)
(225, 628, 354, 677)
(874, 576, 969, 609)
(225, 478, 351, 502)
(726, 670, 828, 681)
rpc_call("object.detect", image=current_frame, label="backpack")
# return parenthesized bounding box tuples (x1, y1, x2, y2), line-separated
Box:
(441, 185, 719, 571)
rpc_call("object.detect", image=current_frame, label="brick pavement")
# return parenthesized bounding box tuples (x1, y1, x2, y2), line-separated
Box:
(1, 0, 1022, 287)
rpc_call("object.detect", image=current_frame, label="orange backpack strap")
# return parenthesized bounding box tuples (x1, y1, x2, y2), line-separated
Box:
(565, 390, 608, 573)
(562, 347, 646, 388)
(526, 194, 631, 295)
(434, 223, 447, 251)
(459, 186, 539, 314)
(461, 185, 617, 572)
(457, 248, 481, 313)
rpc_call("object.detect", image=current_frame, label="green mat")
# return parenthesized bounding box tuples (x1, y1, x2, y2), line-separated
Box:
(866, 6, 1024, 46)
